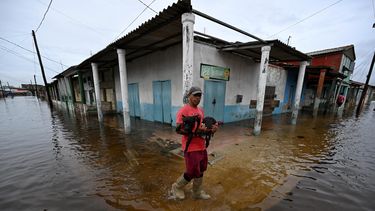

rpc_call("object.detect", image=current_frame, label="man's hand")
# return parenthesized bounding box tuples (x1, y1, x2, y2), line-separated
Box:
(210, 123, 219, 133)
(198, 123, 208, 132)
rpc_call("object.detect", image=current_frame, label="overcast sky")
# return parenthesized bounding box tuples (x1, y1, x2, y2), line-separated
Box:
(0, 0, 374, 87)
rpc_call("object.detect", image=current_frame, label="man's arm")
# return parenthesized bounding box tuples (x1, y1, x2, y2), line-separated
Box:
(176, 123, 187, 135)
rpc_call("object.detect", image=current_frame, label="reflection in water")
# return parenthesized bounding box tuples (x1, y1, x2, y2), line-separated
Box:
(0, 97, 375, 210)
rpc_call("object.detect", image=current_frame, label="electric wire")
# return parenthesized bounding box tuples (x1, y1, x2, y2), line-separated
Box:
(0, 72, 29, 84)
(0, 36, 68, 68)
(35, 0, 52, 32)
(36, 0, 110, 37)
(35, 0, 53, 32)
(0, 44, 60, 74)
(114, 0, 157, 40)
(351, 49, 374, 78)
(137, 0, 158, 14)
(267, 0, 344, 38)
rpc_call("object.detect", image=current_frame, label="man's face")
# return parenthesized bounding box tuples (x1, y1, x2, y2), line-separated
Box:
(188, 93, 201, 107)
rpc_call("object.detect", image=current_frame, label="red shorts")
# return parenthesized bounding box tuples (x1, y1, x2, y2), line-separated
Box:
(184, 150, 208, 179)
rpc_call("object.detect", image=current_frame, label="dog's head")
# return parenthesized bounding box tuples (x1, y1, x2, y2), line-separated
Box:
(202, 116, 217, 129)
(182, 115, 200, 132)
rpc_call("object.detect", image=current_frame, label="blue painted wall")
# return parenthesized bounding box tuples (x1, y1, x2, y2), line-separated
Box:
(278, 70, 298, 113)
(118, 102, 259, 124)
(116, 101, 122, 113)
(171, 106, 180, 126)
(117, 101, 176, 124)
(224, 105, 256, 123)
(141, 103, 154, 122)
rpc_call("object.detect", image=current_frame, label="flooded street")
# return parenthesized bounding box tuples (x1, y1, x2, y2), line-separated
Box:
(1, 96, 375, 210)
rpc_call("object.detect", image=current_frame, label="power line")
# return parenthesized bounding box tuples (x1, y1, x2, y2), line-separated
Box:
(114, 0, 157, 40)
(35, 0, 53, 32)
(0, 44, 60, 74)
(0, 36, 68, 67)
(0, 72, 29, 84)
(136, 0, 158, 14)
(267, 0, 344, 38)
(351, 49, 374, 78)
(36, 0, 111, 37)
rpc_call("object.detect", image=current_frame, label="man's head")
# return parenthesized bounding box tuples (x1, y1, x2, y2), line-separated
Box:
(187, 86, 202, 107)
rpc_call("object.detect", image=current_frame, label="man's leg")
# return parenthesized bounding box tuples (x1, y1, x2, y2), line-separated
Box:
(171, 174, 190, 200)
(192, 150, 211, 199)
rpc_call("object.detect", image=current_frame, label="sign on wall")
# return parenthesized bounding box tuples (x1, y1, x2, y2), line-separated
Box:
(200, 63, 230, 81)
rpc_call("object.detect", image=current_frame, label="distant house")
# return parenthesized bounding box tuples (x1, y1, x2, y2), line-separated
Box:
(282, 45, 356, 115)
(21, 84, 45, 97)
(1, 86, 32, 97)
(306, 45, 356, 110)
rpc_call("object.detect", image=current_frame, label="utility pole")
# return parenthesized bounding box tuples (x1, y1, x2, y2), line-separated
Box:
(7, 82, 13, 97)
(32, 30, 52, 108)
(34, 74, 39, 99)
(356, 51, 375, 116)
(0, 80, 5, 99)
(287, 35, 291, 45)
(30, 80, 34, 96)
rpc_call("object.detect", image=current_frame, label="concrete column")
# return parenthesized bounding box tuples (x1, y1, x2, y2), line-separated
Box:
(91, 62, 103, 122)
(64, 77, 74, 111)
(333, 79, 343, 110)
(253, 46, 271, 136)
(117, 49, 131, 134)
(181, 13, 195, 103)
(291, 61, 308, 125)
(313, 69, 326, 116)
(78, 71, 86, 104)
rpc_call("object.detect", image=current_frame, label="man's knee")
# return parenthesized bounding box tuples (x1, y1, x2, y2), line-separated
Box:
(185, 169, 203, 179)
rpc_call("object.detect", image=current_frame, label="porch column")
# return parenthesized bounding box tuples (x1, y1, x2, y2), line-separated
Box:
(91, 62, 103, 122)
(291, 61, 308, 125)
(181, 12, 195, 102)
(313, 69, 326, 116)
(78, 71, 86, 104)
(334, 79, 343, 110)
(117, 49, 131, 134)
(253, 46, 271, 136)
(64, 77, 74, 110)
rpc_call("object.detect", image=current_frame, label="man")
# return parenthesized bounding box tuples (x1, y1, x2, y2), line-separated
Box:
(336, 92, 345, 107)
(170, 86, 218, 200)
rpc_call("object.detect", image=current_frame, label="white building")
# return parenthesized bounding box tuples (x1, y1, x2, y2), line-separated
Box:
(51, 0, 310, 135)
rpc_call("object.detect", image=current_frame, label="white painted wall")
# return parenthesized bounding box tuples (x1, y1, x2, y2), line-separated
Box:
(111, 40, 290, 122)
(193, 42, 260, 106)
(114, 44, 183, 108)
(267, 65, 287, 102)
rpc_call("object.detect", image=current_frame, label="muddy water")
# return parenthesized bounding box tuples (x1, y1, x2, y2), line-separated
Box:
(0, 96, 374, 210)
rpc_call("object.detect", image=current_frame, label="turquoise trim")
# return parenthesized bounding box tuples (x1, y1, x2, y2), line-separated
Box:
(171, 106, 180, 126)
(223, 105, 256, 123)
(273, 102, 285, 114)
(116, 101, 122, 112)
(141, 103, 154, 121)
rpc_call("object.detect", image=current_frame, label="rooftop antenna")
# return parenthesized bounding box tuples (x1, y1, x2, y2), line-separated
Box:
(60, 60, 64, 71)
(287, 35, 292, 45)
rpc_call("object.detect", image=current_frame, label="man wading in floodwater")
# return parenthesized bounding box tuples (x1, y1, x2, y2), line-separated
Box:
(170, 86, 218, 200)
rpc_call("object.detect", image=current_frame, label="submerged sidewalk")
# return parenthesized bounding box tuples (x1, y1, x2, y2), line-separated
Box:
(81, 108, 370, 210)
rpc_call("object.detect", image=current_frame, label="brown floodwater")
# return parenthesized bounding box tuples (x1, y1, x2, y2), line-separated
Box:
(0, 96, 374, 210)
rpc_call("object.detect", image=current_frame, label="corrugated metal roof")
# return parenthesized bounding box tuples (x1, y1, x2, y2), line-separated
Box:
(217, 39, 311, 62)
(76, 0, 192, 70)
(56, 0, 311, 76)
(307, 44, 355, 60)
(52, 65, 77, 79)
